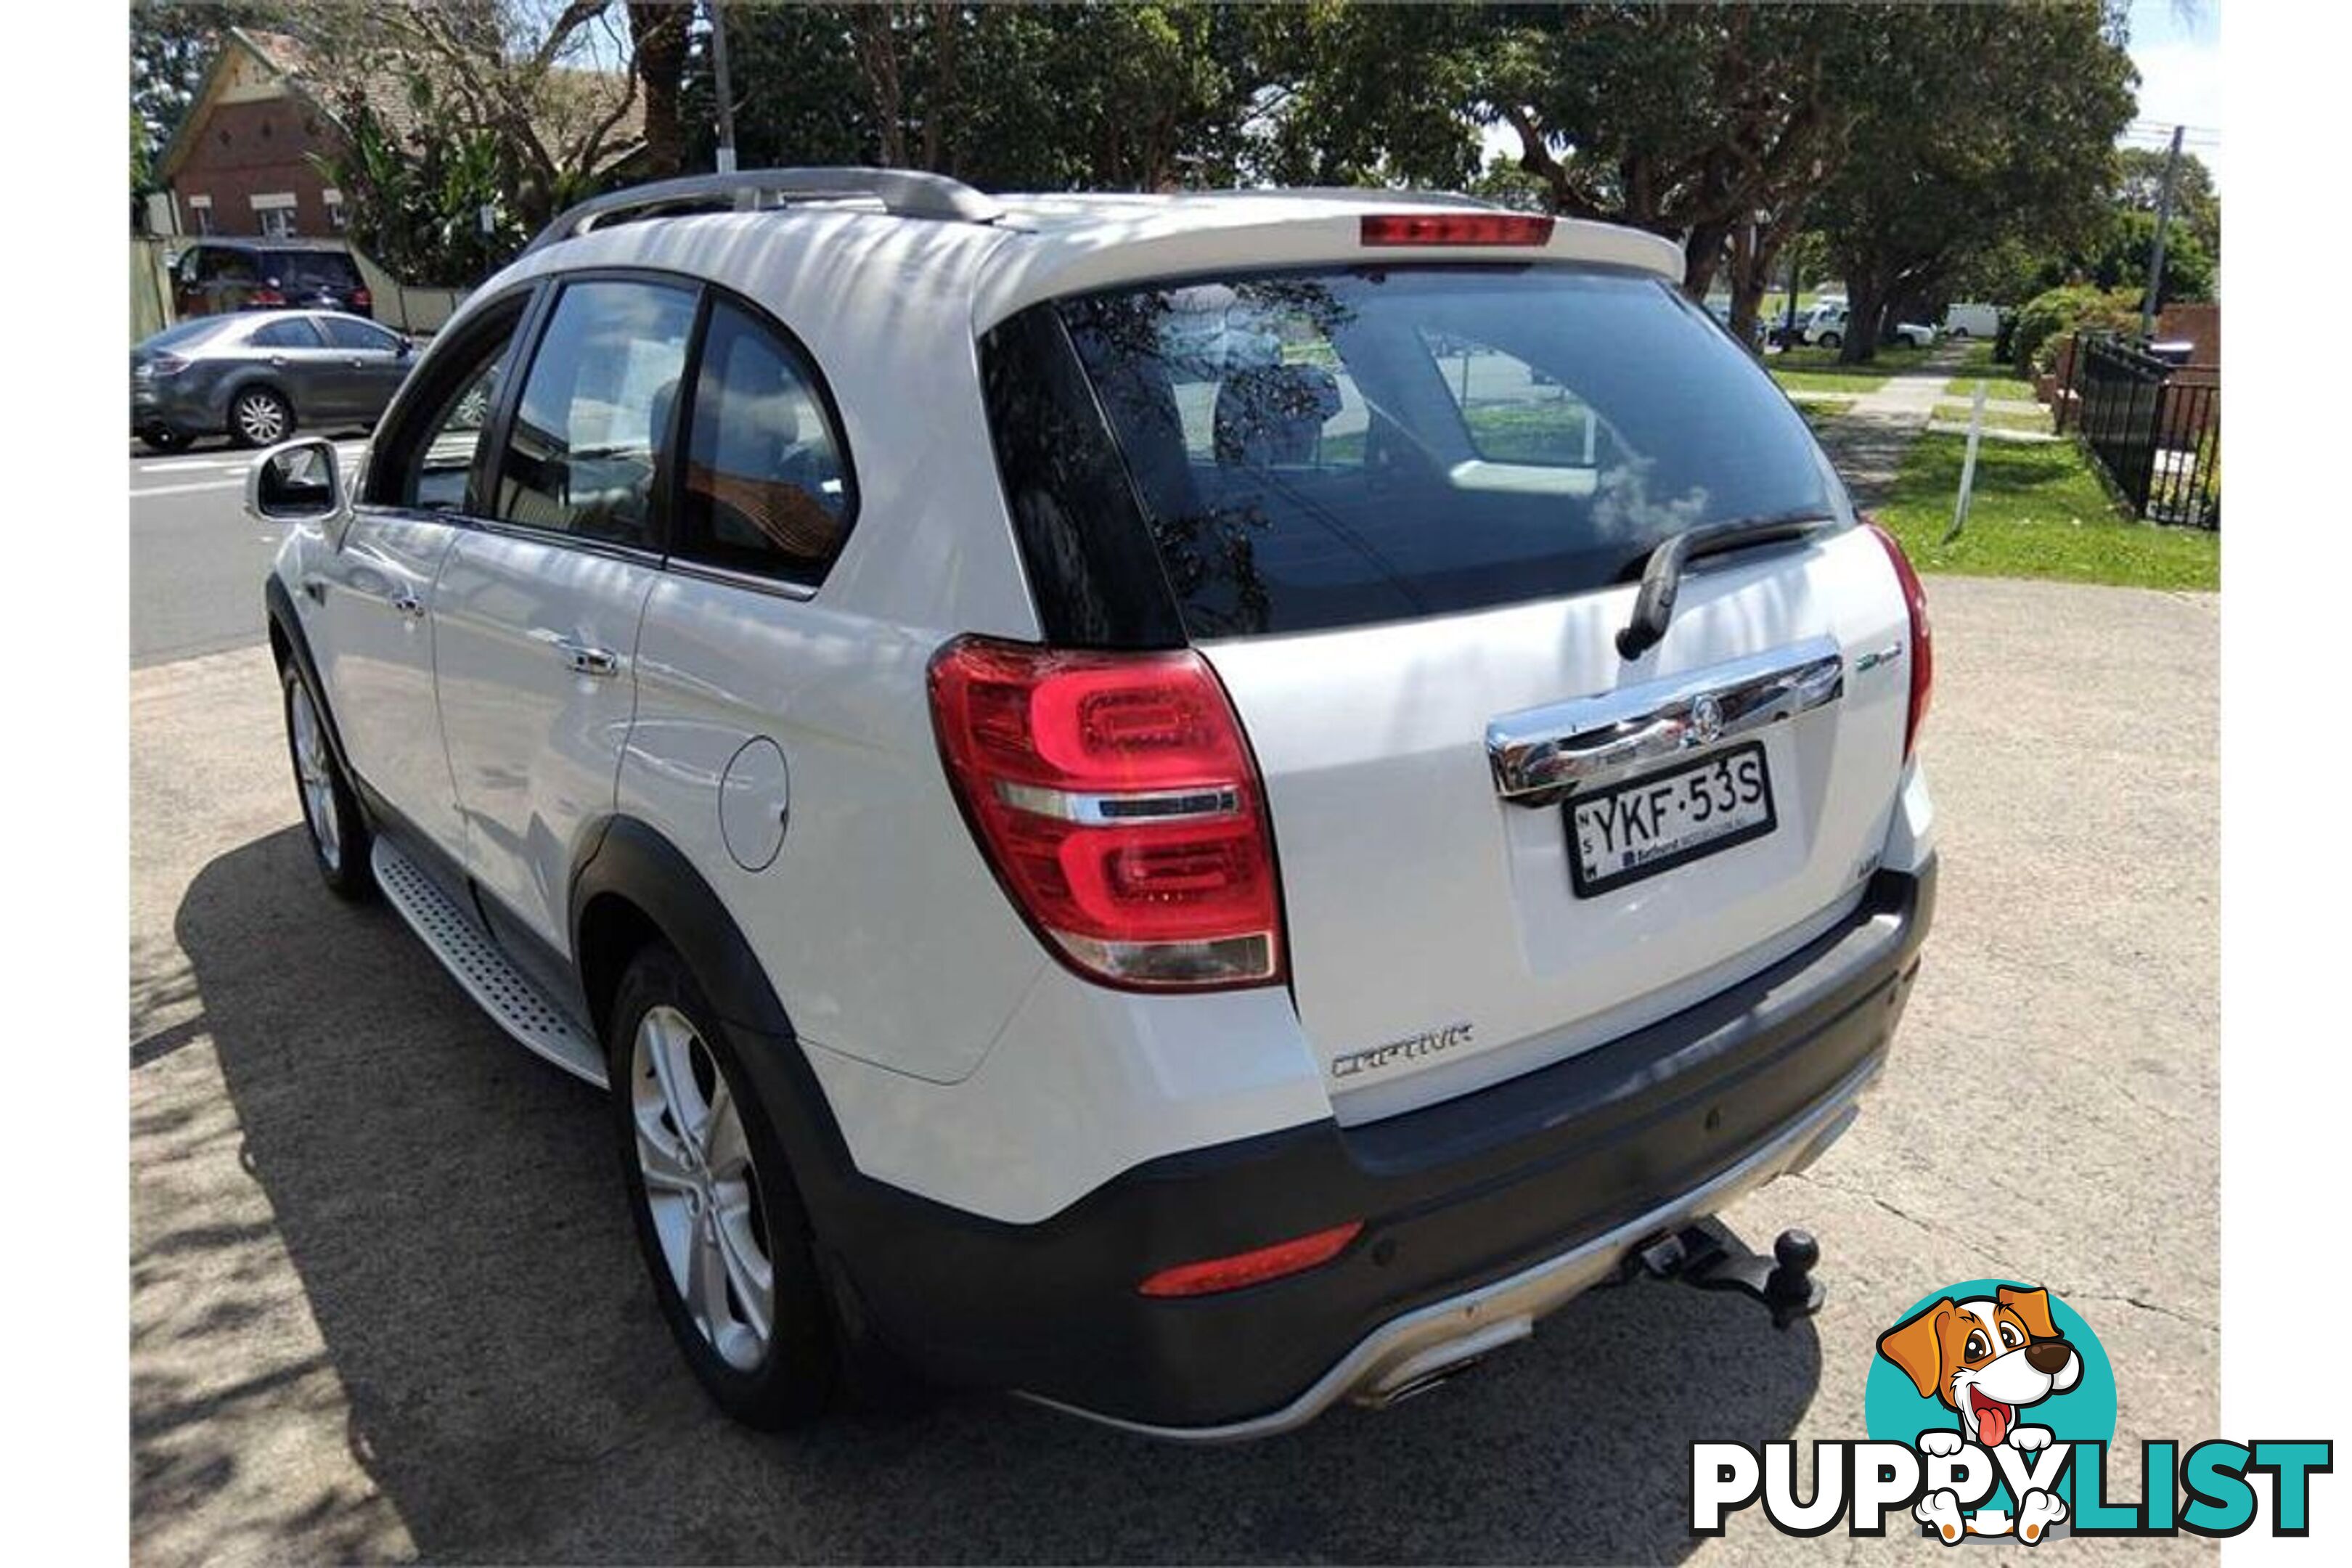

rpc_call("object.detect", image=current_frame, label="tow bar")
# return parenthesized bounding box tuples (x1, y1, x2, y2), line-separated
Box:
(1630, 1219, 1826, 1328)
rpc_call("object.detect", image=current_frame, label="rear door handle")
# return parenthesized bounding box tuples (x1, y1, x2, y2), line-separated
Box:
(557, 637, 620, 677)
(388, 589, 425, 620)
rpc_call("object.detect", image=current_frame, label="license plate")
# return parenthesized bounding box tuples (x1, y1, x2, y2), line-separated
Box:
(1566, 742, 1776, 897)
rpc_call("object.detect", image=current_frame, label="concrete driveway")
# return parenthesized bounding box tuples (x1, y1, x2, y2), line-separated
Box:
(130, 575, 2216, 1564)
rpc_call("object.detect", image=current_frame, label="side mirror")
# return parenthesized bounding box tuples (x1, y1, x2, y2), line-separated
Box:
(246, 436, 346, 524)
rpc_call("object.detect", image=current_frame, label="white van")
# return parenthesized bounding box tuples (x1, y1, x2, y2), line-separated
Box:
(1942, 302, 2000, 339)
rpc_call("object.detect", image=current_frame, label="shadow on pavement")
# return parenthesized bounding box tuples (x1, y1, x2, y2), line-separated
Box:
(147, 826, 1824, 1564)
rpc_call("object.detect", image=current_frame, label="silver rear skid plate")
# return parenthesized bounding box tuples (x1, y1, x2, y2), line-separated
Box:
(1022, 1058, 1871, 1443)
(370, 838, 608, 1087)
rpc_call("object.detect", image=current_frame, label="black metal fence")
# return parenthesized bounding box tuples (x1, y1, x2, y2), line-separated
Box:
(2061, 332, 2220, 530)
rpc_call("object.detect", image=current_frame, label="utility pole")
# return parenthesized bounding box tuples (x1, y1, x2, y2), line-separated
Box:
(2139, 123, 2184, 341)
(708, 1, 738, 175)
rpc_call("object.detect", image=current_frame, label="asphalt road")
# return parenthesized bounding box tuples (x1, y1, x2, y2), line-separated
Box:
(128, 437, 367, 669)
(128, 574, 2218, 1564)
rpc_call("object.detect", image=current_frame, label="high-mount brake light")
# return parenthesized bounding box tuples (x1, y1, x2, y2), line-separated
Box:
(1863, 518, 1933, 762)
(1137, 1222, 1365, 1298)
(927, 637, 1286, 990)
(1360, 213, 1556, 248)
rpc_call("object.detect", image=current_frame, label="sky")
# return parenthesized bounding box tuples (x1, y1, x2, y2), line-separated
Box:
(2124, 0, 2225, 186)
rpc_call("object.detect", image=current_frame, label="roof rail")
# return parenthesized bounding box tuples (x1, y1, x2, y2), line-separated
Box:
(520, 167, 1003, 259)
(1220, 187, 1501, 211)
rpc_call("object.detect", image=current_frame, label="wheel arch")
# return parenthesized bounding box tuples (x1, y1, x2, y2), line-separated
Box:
(568, 815, 799, 1049)
(264, 574, 357, 785)
(568, 815, 875, 1257)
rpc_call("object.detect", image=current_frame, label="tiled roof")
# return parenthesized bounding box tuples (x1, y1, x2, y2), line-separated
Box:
(231, 28, 643, 165)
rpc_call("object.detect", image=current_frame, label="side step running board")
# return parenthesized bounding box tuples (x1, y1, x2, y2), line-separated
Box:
(371, 838, 608, 1088)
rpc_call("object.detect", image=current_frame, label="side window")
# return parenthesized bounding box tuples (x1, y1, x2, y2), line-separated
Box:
(676, 300, 855, 581)
(249, 317, 324, 348)
(493, 279, 695, 548)
(319, 316, 399, 352)
(376, 302, 525, 514)
(1420, 329, 1601, 472)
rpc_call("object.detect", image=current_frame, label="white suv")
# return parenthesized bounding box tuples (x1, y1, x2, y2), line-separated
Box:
(249, 170, 1937, 1439)
(1802, 301, 1937, 351)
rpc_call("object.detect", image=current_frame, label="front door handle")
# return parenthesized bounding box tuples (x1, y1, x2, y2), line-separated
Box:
(557, 637, 620, 678)
(388, 589, 425, 620)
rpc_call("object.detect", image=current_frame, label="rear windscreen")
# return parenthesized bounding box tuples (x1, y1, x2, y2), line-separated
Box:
(1042, 264, 1841, 640)
(270, 250, 362, 290)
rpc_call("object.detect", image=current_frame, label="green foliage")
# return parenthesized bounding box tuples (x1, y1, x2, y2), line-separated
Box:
(2042, 207, 2216, 307)
(2116, 144, 2219, 261)
(2010, 284, 2141, 375)
(1811, 2, 2136, 361)
(693, 4, 1265, 191)
(311, 91, 526, 287)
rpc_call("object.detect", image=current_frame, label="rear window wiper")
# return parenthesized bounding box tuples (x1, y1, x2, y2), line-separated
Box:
(1615, 511, 1837, 661)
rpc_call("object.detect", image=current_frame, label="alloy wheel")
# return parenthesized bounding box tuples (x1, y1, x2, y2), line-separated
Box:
(630, 1005, 775, 1372)
(236, 392, 288, 445)
(287, 680, 340, 873)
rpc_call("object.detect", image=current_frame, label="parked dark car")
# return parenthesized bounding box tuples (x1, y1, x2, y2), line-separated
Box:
(170, 238, 375, 320)
(131, 310, 415, 452)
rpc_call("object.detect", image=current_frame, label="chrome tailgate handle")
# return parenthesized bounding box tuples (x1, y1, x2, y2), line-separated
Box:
(1486, 636, 1847, 807)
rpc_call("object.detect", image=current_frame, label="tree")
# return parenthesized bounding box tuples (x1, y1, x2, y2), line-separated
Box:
(1243, 6, 1954, 344)
(1810, 2, 2135, 361)
(2115, 144, 2218, 261)
(693, 4, 1261, 191)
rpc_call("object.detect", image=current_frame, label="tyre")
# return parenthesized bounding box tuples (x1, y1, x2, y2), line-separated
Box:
(608, 944, 838, 1428)
(229, 386, 294, 448)
(139, 428, 192, 454)
(281, 661, 374, 899)
(1948, 327, 1970, 340)
(1819, 331, 1842, 349)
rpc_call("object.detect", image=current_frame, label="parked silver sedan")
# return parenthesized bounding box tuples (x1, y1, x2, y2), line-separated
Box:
(131, 310, 416, 454)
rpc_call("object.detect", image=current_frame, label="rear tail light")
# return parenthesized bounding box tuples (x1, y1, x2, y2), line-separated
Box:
(351, 287, 372, 309)
(927, 636, 1286, 990)
(1137, 1221, 1363, 1298)
(1360, 212, 1555, 248)
(1863, 518, 1932, 761)
(251, 287, 286, 306)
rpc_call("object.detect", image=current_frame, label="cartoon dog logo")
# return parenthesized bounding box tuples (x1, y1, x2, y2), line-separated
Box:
(1877, 1284, 2084, 1543)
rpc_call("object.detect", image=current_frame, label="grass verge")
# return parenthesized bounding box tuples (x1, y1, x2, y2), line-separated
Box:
(1872, 433, 2218, 591)
(1774, 368, 1890, 394)
(1794, 400, 1856, 434)
(1930, 401, 2051, 434)
(1948, 372, 2041, 403)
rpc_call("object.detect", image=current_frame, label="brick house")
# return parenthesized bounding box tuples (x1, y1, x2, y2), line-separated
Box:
(154, 28, 645, 242)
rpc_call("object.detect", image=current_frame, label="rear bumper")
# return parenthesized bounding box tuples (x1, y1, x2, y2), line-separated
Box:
(795, 859, 1935, 1435)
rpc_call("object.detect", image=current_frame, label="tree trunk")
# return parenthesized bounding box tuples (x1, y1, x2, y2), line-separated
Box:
(1840, 271, 1887, 364)
(627, 3, 688, 180)
(1729, 232, 1774, 348)
(1682, 219, 1732, 303)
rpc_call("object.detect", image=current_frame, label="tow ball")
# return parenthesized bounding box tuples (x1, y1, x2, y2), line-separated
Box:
(1629, 1219, 1826, 1328)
